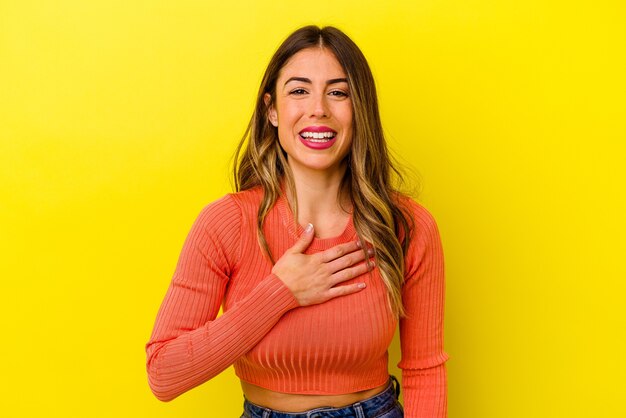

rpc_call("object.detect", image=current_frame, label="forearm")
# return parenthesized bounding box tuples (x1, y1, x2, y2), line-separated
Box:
(146, 274, 298, 401)
(398, 198, 449, 417)
(402, 363, 447, 417)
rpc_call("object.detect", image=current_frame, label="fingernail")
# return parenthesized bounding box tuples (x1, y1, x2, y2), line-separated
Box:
(356, 240, 362, 248)
(357, 283, 366, 289)
(367, 248, 375, 256)
(305, 223, 313, 233)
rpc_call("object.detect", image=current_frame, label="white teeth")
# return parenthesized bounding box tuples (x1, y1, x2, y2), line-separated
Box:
(300, 131, 336, 140)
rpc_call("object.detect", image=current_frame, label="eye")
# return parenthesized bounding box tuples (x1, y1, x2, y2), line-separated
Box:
(289, 88, 308, 95)
(329, 90, 349, 98)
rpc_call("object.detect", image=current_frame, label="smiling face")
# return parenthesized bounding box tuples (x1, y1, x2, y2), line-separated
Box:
(266, 47, 353, 179)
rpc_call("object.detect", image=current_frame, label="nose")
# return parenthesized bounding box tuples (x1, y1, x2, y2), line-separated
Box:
(309, 92, 329, 118)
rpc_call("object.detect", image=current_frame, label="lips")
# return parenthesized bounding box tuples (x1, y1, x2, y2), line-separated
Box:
(298, 126, 337, 150)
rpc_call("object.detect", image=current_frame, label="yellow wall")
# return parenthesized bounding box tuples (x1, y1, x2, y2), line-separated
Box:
(1, 1, 624, 416)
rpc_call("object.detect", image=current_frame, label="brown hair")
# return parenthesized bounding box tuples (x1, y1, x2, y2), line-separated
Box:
(233, 25, 414, 317)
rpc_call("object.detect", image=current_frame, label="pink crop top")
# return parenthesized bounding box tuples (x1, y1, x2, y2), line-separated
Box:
(145, 186, 449, 416)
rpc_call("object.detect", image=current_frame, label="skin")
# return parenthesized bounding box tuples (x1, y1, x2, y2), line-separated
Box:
(241, 47, 387, 412)
(266, 46, 355, 235)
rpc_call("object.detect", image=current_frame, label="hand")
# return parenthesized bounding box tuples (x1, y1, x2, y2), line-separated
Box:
(271, 223, 374, 306)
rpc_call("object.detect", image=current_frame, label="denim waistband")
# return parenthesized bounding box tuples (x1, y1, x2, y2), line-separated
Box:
(243, 376, 400, 418)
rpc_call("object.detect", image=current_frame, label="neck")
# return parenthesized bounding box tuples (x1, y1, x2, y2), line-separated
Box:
(284, 163, 352, 222)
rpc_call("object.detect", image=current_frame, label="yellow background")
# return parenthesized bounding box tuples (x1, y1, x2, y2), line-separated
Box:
(1, 0, 624, 416)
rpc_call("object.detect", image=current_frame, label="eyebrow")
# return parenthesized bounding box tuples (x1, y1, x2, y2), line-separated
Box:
(283, 77, 349, 87)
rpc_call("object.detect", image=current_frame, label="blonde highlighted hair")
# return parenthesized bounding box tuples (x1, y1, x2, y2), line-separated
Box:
(233, 25, 415, 317)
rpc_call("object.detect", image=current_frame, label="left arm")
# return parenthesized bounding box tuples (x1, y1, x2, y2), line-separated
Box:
(398, 200, 449, 417)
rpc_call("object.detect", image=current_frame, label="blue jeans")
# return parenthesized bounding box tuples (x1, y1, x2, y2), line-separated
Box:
(241, 376, 404, 418)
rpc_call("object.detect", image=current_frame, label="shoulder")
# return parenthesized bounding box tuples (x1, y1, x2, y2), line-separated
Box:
(393, 194, 445, 282)
(185, 191, 258, 267)
(195, 186, 263, 223)
(392, 192, 441, 243)
(227, 185, 264, 212)
(190, 187, 266, 244)
(196, 194, 239, 222)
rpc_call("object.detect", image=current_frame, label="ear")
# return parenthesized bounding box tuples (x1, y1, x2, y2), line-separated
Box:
(264, 93, 278, 127)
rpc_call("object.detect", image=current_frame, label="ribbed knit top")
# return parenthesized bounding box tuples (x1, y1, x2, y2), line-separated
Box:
(146, 186, 449, 417)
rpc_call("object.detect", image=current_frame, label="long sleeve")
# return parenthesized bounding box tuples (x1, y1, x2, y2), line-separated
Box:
(145, 195, 299, 401)
(398, 200, 449, 417)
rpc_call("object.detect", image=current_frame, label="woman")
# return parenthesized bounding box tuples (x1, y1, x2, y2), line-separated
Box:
(146, 25, 449, 417)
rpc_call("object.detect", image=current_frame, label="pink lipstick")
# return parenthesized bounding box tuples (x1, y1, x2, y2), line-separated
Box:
(298, 126, 337, 150)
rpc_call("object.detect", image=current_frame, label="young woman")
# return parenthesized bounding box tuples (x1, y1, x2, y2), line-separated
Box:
(146, 25, 449, 418)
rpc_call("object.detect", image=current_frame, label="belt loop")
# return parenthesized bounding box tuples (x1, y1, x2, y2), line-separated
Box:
(353, 402, 366, 418)
(262, 409, 271, 418)
(390, 375, 401, 399)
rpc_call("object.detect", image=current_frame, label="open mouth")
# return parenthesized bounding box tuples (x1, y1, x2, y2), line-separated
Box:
(298, 130, 338, 150)
(299, 131, 337, 143)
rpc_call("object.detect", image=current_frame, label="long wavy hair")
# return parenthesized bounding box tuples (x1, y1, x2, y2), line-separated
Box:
(233, 25, 415, 317)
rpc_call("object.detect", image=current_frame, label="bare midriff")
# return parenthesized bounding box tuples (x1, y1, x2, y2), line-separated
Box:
(241, 380, 389, 412)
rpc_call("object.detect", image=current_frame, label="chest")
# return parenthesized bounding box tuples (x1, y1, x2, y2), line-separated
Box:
(224, 250, 396, 366)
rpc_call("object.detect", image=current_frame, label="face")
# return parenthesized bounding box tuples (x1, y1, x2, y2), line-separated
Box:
(266, 47, 353, 178)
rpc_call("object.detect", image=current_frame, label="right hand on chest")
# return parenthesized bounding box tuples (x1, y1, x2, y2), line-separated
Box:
(271, 223, 375, 306)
